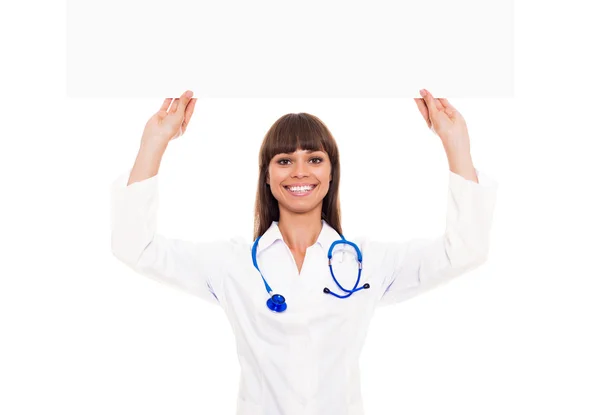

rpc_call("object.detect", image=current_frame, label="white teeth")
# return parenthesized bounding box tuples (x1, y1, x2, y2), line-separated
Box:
(287, 185, 315, 192)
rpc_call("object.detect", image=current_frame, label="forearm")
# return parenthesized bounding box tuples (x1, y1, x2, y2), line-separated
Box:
(446, 150, 479, 184)
(127, 142, 168, 186)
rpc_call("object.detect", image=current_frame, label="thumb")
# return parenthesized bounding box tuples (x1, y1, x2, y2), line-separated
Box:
(420, 89, 438, 116)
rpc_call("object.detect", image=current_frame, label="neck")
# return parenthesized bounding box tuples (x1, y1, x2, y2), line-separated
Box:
(278, 207, 323, 252)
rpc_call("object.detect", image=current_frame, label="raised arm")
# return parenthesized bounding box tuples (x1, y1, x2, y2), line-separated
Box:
(110, 91, 231, 305)
(377, 90, 499, 306)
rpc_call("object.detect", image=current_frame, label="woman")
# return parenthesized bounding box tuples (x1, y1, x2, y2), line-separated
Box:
(110, 89, 498, 414)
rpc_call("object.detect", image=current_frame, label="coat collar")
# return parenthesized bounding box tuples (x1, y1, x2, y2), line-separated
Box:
(256, 219, 341, 256)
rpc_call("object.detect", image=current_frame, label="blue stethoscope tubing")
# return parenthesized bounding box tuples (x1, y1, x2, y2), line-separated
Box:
(251, 234, 370, 312)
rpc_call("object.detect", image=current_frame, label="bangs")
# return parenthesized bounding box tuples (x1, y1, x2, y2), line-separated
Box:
(263, 113, 328, 161)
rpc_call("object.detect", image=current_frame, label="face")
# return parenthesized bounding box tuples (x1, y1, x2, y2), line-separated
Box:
(266, 148, 332, 215)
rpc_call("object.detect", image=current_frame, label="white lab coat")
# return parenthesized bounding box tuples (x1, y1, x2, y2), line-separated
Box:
(110, 168, 498, 415)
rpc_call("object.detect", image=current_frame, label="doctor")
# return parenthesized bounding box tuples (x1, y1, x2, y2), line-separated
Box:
(110, 89, 498, 415)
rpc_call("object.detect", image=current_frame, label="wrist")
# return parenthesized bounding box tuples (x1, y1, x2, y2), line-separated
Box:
(447, 155, 478, 183)
(139, 140, 168, 157)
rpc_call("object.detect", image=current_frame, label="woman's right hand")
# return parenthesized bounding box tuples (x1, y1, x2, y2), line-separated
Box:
(140, 90, 197, 149)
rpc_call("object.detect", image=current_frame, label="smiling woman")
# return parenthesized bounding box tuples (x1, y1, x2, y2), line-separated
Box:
(254, 112, 341, 241)
(110, 90, 498, 414)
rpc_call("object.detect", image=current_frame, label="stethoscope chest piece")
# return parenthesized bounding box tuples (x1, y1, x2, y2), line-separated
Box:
(266, 293, 287, 312)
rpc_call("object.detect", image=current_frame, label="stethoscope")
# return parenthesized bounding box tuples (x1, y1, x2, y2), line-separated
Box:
(251, 234, 371, 312)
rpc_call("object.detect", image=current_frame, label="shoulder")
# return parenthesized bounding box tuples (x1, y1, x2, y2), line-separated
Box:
(192, 236, 250, 259)
(355, 235, 410, 263)
(353, 235, 387, 252)
(227, 235, 252, 253)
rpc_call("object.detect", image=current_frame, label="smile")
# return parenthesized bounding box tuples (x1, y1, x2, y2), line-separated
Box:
(284, 184, 316, 196)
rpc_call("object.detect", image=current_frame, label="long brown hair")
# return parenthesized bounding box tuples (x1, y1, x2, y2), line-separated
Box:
(253, 113, 342, 241)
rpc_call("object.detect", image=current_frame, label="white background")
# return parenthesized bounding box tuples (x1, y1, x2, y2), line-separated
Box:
(1, 1, 599, 414)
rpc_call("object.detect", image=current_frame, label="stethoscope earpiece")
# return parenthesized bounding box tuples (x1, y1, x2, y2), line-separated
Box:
(323, 283, 369, 295)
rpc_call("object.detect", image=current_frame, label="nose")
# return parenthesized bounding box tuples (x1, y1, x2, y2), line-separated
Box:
(291, 161, 309, 178)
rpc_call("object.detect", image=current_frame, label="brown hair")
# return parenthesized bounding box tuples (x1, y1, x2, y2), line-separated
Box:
(253, 113, 342, 241)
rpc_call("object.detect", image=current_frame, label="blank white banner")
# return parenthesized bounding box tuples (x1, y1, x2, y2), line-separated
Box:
(66, 0, 513, 98)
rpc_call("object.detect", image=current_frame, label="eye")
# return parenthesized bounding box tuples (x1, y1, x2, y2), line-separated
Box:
(276, 157, 324, 165)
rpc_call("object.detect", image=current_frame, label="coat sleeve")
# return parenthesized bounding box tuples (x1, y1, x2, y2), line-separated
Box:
(376, 168, 499, 307)
(110, 170, 232, 305)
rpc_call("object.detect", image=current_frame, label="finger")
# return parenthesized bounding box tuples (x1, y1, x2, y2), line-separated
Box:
(168, 98, 180, 114)
(440, 98, 458, 118)
(439, 98, 456, 110)
(182, 98, 197, 132)
(159, 98, 172, 113)
(177, 90, 194, 115)
(420, 89, 439, 116)
(439, 98, 458, 117)
(414, 98, 432, 128)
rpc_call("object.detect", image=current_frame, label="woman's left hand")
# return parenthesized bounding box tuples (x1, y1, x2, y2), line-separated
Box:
(414, 89, 471, 157)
